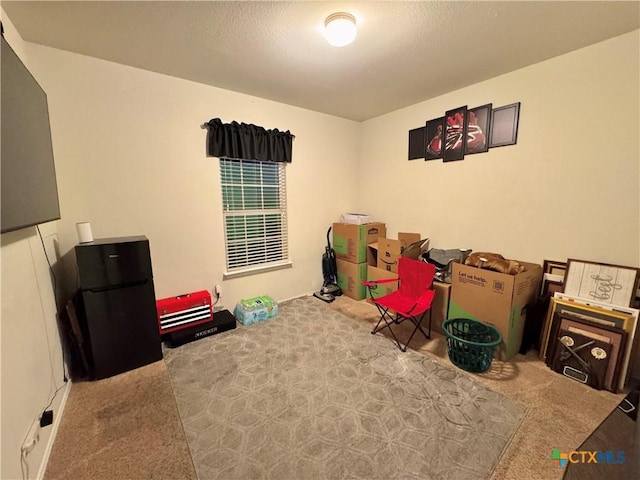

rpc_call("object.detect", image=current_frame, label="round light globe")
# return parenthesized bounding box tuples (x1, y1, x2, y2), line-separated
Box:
(325, 13, 357, 47)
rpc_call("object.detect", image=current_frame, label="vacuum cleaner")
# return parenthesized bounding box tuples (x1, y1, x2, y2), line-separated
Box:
(313, 226, 343, 303)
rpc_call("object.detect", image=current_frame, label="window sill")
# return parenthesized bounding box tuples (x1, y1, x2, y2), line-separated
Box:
(223, 261, 293, 280)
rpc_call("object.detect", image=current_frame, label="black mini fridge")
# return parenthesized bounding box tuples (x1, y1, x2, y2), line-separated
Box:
(75, 235, 162, 380)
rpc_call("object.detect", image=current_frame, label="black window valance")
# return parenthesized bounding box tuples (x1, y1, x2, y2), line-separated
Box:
(205, 118, 294, 163)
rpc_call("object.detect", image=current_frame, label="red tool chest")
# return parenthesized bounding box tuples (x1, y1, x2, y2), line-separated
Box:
(156, 290, 213, 334)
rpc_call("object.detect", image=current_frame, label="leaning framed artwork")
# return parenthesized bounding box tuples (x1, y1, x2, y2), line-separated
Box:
(563, 259, 640, 308)
(553, 291, 639, 391)
(541, 259, 567, 297)
(543, 260, 567, 276)
(465, 103, 492, 154)
(425, 117, 444, 160)
(542, 279, 564, 298)
(558, 315, 628, 393)
(547, 314, 615, 391)
(489, 102, 520, 148)
(443, 105, 467, 162)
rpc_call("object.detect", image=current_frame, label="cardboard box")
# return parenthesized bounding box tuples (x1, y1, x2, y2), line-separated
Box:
(333, 222, 385, 264)
(366, 222, 386, 245)
(377, 233, 421, 273)
(365, 265, 399, 302)
(448, 261, 542, 361)
(367, 244, 379, 267)
(402, 238, 431, 261)
(336, 259, 368, 301)
(432, 282, 451, 335)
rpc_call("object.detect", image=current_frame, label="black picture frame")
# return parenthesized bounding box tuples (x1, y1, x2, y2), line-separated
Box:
(443, 105, 467, 162)
(424, 117, 444, 160)
(408, 126, 426, 160)
(489, 102, 520, 148)
(465, 103, 492, 154)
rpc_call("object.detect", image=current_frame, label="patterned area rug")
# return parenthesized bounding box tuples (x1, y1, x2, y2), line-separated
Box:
(164, 297, 526, 479)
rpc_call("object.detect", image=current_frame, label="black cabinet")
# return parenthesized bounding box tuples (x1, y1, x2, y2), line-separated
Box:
(75, 236, 162, 380)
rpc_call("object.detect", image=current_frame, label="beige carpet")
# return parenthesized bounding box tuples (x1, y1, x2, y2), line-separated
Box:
(327, 295, 625, 480)
(43, 361, 197, 480)
(44, 295, 625, 480)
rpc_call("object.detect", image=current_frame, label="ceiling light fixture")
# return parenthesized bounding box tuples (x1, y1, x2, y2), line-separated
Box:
(324, 12, 357, 47)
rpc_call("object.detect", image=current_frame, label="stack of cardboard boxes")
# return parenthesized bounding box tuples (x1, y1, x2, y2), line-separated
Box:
(332, 222, 386, 300)
(333, 222, 452, 336)
(332, 216, 543, 361)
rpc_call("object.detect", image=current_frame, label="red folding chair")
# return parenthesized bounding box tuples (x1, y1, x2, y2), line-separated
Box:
(363, 257, 436, 352)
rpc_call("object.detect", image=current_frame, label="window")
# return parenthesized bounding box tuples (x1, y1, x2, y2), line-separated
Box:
(220, 158, 289, 276)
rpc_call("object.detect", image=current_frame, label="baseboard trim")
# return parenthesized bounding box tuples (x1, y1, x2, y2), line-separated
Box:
(36, 380, 71, 480)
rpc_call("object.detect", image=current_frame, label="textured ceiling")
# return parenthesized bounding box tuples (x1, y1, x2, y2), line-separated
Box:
(3, 1, 639, 121)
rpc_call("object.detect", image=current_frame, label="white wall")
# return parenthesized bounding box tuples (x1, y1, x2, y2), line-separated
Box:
(25, 43, 361, 308)
(1, 13, 69, 480)
(359, 30, 640, 268)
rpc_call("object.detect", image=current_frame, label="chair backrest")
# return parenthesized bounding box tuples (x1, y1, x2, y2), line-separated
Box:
(397, 257, 436, 298)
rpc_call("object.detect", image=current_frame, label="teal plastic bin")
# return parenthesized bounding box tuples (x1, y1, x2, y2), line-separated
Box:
(442, 318, 502, 373)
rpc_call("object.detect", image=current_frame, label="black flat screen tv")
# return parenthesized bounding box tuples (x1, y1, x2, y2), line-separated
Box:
(1, 34, 61, 234)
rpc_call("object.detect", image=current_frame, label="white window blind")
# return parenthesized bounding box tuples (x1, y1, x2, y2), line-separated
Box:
(220, 158, 289, 273)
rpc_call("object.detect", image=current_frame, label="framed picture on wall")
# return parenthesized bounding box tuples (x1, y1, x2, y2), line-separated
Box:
(408, 126, 426, 160)
(424, 117, 444, 160)
(465, 103, 492, 154)
(443, 105, 467, 162)
(489, 102, 520, 147)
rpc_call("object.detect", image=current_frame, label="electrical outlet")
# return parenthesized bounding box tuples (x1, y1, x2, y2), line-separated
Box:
(214, 285, 222, 298)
